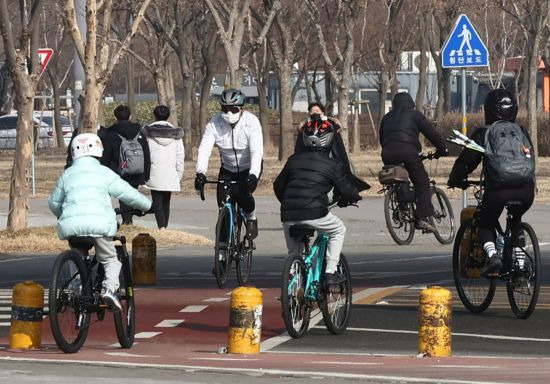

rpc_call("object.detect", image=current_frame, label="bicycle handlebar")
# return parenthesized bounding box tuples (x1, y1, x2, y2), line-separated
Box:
(114, 208, 151, 217)
(198, 179, 244, 201)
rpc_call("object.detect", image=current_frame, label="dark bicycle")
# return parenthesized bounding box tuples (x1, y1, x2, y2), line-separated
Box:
(48, 208, 145, 353)
(199, 179, 254, 288)
(379, 152, 455, 245)
(452, 180, 541, 319)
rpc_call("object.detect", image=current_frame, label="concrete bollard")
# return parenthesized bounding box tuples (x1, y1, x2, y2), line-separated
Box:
(228, 286, 262, 354)
(132, 233, 156, 285)
(418, 285, 452, 357)
(9, 281, 44, 350)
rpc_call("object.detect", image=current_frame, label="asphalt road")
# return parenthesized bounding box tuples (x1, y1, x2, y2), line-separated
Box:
(1, 195, 550, 383)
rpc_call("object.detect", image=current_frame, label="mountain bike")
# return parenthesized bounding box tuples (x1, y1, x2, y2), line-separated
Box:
(281, 202, 353, 339)
(199, 179, 254, 289)
(379, 152, 455, 245)
(48, 208, 145, 353)
(452, 181, 541, 319)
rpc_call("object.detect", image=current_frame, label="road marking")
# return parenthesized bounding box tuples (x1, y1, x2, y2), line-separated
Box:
(0, 322, 10, 326)
(189, 357, 260, 361)
(105, 352, 160, 358)
(155, 319, 185, 328)
(350, 254, 449, 265)
(322, 327, 550, 342)
(202, 297, 229, 302)
(0, 357, 524, 384)
(0, 315, 10, 319)
(180, 305, 208, 312)
(108, 342, 138, 348)
(134, 332, 162, 339)
(354, 287, 404, 305)
(433, 365, 498, 369)
(311, 361, 383, 366)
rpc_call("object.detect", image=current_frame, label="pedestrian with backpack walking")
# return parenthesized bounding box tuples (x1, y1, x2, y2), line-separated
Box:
(141, 105, 184, 229)
(101, 105, 151, 225)
(448, 89, 536, 276)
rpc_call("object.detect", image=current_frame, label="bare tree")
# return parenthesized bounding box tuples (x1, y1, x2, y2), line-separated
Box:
(0, 0, 45, 231)
(64, 0, 152, 133)
(500, 0, 550, 158)
(305, 0, 368, 149)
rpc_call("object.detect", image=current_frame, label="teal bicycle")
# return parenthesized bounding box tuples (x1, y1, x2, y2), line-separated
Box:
(281, 209, 353, 338)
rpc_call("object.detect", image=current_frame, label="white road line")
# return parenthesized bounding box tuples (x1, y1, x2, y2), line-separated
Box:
(134, 332, 162, 339)
(180, 305, 208, 313)
(321, 327, 550, 342)
(202, 297, 229, 302)
(311, 361, 383, 366)
(104, 352, 160, 358)
(350, 255, 450, 265)
(433, 365, 498, 369)
(189, 357, 260, 361)
(155, 319, 185, 328)
(0, 322, 10, 326)
(0, 315, 11, 319)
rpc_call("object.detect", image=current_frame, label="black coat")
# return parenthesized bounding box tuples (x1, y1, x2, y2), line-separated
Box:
(273, 150, 361, 222)
(448, 124, 535, 190)
(294, 119, 370, 192)
(379, 93, 447, 158)
(100, 120, 151, 185)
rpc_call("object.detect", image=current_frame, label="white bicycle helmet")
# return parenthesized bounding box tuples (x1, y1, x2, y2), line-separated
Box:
(71, 133, 103, 160)
(220, 88, 245, 107)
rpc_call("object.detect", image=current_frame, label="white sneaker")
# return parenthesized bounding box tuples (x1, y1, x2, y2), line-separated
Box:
(102, 289, 122, 312)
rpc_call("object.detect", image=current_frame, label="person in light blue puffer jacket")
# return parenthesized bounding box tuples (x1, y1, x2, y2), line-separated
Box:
(49, 133, 151, 312)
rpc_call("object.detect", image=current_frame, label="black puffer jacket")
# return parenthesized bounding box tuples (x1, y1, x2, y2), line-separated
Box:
(379, 92, 446, 157)
(100, 120, 151, 185)
(273, 150, 360, 222)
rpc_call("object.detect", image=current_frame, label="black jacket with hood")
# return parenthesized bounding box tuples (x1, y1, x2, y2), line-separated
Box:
(101, 120, 151, 185)
(379, 93, 446, 158)
(273, 150, 361, 222)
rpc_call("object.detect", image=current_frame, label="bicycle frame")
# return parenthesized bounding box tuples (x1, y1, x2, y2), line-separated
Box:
(299, 233, 329, 301)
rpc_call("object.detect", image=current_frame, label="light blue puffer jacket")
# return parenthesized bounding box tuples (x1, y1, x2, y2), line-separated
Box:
(48, 157, 152, 239)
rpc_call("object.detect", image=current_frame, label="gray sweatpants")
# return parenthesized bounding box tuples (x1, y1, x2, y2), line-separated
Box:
(92, 237, 121, 292)
(283, 212, 346, 274)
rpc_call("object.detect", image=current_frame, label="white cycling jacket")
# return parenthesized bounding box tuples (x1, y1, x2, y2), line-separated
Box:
(196, 110, 264, 177)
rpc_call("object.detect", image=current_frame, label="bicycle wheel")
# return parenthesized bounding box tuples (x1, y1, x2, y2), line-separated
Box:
(214, 207, 232, 288)
(320, 253, 352, 335)
(235, 216, 253, 286)
(114, 246, 135, 348)
(49, 250, 91, 353)
(452, 220, 496, 313)
(506, 223, 540, 319)
(432, 187, 456, 245)
(384, 186, 415, 245)
(281, 255, 310, 339)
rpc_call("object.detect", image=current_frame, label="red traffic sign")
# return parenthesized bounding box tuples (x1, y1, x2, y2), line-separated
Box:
(38, 48, 54, 77)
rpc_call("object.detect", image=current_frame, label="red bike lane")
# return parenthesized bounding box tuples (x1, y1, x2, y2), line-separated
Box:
(1, 286, 549, 383)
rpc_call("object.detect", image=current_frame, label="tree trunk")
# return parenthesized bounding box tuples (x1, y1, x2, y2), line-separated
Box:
(257, 80, 272, 150)
(378, 74, 388, 125)
(526, 39, 541, 159)
(199, 72, 213, 137)
(51, 77, 64, 148)
(442, 68, 452, 113)
(337, 79, 350, 150)
(80, 82, 104, 133)
(7, 83, 34, 232)
(181, 73, 194, 161)
(165, 66, 178, 127)
(127, 56, 135, 114)
(278, 66, 294, 161)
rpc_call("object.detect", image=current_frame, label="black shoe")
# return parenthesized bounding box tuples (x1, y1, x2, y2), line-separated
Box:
(325, 272, 346, 285)
(246, 219, 258, 239)
(481, 256, 503, 277)
(416, 217, 437, 233)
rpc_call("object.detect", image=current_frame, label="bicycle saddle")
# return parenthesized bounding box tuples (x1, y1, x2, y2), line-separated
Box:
(68, 236, 95, 251)
(289, 225, 316, 238)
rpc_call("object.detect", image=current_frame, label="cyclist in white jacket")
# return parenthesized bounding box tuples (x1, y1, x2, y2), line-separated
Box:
(195, 88, 263, 239)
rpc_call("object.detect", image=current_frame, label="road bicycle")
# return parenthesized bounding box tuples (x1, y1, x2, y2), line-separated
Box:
(199, 179, 254, 289)
(379, 152, 455, 245)
(452, 180, 541, 319)
(48, 208, 144, 353)
(280, 203, 353, 339)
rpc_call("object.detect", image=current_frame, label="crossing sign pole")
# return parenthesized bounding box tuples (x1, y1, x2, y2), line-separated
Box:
(441, 14, 488, 208)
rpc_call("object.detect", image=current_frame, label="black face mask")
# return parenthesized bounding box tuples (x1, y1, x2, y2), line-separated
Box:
(310, 113, 322, 122)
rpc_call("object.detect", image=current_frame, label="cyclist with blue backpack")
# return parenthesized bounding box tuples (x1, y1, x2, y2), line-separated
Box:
(448, 89, 536, 276)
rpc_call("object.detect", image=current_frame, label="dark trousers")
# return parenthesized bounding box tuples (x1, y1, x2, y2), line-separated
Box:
(216, 167, 255, 214)
(477, 186, 534, 244)
(120, 180, 140, 224)
(151, 190, 172, 229)
(382, 153, 433, 219)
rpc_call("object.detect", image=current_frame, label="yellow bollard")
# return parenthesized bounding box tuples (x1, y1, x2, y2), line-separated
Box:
(132, 233, 156, 285)
(418, 285, 452, 357)
(227, 286, 263, 354)
(9, 281, 44, 350)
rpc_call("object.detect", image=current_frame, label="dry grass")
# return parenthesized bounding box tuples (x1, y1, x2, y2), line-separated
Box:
(2, 148, 550, 201)
(0, 225, 211, 254)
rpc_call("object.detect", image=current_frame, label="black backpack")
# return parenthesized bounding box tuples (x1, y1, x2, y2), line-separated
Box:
(483, 121, 535, 188)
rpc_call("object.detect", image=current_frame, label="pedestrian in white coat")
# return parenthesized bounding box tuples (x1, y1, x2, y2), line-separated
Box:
(142, 105, 184, 229)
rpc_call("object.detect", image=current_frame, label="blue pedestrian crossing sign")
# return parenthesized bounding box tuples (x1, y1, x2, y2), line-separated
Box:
(441, 14, 488, 68)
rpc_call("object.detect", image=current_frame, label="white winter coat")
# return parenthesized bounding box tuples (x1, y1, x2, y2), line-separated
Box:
(142, 122, 184, 192)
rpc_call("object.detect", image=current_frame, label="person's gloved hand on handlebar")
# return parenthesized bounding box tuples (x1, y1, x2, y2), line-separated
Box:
(194, 173, 206, 191)
(433, 148, 449, 159)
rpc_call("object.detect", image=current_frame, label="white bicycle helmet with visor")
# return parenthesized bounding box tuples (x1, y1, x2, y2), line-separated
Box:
(71, 133, 104, 160)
